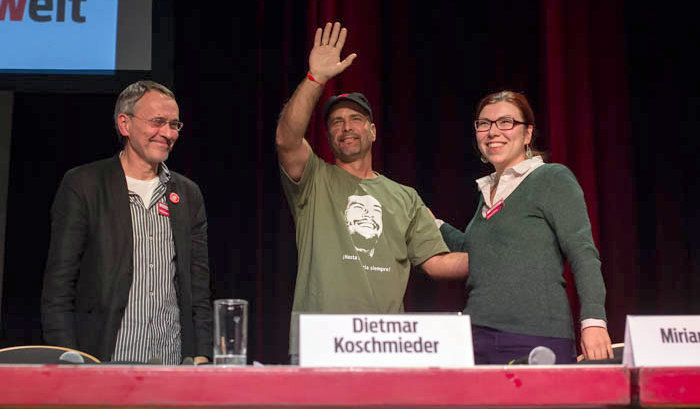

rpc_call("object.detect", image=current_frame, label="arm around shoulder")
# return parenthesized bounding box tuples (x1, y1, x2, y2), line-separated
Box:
(439, 222, 469, 252)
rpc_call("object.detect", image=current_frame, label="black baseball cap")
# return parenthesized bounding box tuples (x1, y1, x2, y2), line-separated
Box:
(322, 92, 373, 124)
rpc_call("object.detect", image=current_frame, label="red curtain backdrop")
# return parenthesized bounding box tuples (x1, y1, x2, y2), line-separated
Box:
(541, 0, 638, 342)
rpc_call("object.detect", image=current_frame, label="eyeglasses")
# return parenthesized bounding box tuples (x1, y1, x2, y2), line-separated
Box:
(474, 116, 529, 132)
(129, 114, 184, 131)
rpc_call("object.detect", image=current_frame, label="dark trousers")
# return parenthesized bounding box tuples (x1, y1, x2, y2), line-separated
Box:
(472, 325, 576, 364)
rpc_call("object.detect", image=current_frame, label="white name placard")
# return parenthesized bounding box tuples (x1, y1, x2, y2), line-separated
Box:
(623, 315, 700, 367)
(299, 314, 473, 367)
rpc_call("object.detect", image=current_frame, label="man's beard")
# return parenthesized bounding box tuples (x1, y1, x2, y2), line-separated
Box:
(331, 133, 364, 161)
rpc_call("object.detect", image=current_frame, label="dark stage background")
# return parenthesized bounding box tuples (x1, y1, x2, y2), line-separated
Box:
(1, 1, 698, 364)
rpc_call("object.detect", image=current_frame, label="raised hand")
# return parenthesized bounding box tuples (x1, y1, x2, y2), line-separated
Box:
(308, 22, 357, 84)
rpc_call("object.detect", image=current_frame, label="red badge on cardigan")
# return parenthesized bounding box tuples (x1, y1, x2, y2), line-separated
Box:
(485, 199, 504, 220)
(158, 202, 170, 217)
(169, 192, 180, 204)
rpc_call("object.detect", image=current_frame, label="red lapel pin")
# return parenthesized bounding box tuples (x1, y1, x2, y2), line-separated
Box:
(158, 202, 170, 217)
(485, 199, 504, 220)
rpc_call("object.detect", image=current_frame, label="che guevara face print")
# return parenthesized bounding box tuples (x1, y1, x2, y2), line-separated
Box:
(344, 194, 383, 257)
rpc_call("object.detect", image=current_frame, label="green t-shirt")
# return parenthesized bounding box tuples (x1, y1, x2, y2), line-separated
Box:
(281, 152, 448, 353)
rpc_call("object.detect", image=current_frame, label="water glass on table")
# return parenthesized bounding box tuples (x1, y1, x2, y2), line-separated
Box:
(213, 299, 248, 365)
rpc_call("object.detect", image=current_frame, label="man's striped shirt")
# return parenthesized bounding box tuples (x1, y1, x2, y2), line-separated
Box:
(112, 164, 181, 365)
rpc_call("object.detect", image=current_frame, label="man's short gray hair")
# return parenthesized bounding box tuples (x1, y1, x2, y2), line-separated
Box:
(113, 80, 176, 136)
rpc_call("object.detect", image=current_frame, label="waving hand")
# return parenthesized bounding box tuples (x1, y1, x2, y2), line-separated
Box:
(308, 22, 357, 84)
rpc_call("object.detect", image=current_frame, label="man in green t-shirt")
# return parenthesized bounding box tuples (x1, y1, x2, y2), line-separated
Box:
(276, 21, 469, 358)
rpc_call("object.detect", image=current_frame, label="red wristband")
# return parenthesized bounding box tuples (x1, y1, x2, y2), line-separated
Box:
(306, 72, 325, 86)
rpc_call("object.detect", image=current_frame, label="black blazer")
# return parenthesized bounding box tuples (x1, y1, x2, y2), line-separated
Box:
(41, 155, 212, 361)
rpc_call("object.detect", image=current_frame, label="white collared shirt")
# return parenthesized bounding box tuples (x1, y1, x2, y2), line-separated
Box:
(476, 156, 545, 217)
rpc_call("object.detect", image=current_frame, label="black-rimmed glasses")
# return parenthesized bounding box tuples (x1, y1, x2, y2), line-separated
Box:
(129, 114, 184, 131)
(474, 116, 529, 132)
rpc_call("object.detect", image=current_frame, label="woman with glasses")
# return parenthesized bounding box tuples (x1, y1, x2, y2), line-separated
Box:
(433, 90, 613, 364)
